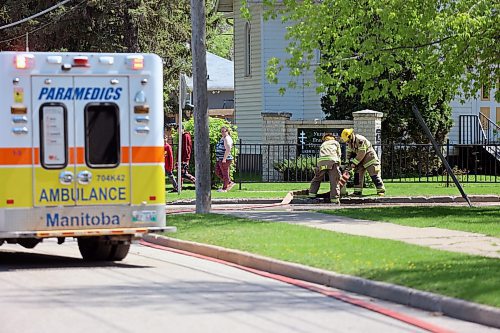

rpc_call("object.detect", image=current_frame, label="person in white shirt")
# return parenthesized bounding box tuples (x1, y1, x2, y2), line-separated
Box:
(215, 126, 235, 192)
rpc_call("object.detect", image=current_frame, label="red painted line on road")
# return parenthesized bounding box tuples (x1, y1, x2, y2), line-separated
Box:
(140, 240, 455, 333)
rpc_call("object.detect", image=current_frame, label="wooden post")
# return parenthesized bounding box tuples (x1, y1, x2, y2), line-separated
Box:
(191, 0, 211, 213)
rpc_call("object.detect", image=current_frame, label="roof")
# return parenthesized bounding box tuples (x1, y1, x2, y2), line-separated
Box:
(186, 52, 234, 92)
(215, 0, 233, 12)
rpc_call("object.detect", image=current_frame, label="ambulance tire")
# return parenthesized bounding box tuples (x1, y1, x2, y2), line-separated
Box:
(77, 237, 113, 261)
(107, 243, 130, 261)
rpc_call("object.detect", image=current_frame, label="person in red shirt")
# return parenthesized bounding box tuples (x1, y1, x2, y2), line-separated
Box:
(181, 129, 196, 184)
(164, 136, 178, 192)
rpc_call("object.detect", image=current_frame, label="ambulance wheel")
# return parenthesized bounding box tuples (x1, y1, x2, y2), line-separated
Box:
(77, 237, 113, 261)
(107, 243, 130, 261)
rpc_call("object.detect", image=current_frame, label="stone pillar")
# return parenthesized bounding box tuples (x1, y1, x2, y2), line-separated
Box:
(262, 112, 292, 181)
(353, 109, 384, 158)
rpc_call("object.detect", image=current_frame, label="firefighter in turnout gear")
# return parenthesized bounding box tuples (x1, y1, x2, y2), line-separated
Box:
(341, 128, 386, 196)
(308, 133, 342, 204)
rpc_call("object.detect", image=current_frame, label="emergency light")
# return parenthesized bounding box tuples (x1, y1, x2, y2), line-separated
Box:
(14, 54, 34, 69)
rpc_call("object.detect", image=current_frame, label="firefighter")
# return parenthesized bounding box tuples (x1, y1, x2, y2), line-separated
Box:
(308, 133, 342, 204)
(340, 128, 386, 196)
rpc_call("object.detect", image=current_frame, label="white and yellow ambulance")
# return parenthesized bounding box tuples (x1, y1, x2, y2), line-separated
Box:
(0, 51, 174, 261)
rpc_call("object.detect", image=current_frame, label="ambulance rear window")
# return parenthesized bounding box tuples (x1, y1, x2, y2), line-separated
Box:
(85, 103, 120, 168)
(39, 103, 68, 169)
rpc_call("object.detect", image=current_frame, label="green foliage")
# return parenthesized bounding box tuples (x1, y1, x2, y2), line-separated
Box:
(0, 0, 231, 114)
(261, 0, 500, 103)
(381, 144, 443, 179)
(321, 79, 453, 143)
(207, 19, 233, 60)
(273, 156, 316, 181)
(172, 117, 239, 187)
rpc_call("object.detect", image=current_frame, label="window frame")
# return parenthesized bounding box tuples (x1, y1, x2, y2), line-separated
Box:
(244, 21, 251, 77)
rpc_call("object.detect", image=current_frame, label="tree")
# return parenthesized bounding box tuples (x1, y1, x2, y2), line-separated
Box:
(321, 71, 453, 143)
(207, 22, 234, 60)
(0, 0, 230, 112)
(261, 0, 499, 104)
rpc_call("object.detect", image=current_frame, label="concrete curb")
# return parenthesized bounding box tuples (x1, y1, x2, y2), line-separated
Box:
(292, 195, 500, 205)
(144, 234, 500, 329)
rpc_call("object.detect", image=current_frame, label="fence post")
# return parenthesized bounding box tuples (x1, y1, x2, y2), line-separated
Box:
(353, 110, 384, 162)
(446, 139, 450, 187)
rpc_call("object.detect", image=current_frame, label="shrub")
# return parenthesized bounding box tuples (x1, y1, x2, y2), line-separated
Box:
(273, 156, 317, 181)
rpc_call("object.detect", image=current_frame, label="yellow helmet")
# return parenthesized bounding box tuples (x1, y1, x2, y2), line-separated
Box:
(341, 128, 354, 142)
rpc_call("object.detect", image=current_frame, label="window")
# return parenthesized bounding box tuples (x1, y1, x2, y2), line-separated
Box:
(39, 103, 68, 169)
(481, 85, 490, 100)
(85, 103, 120, 168)
(244, 22, 251, 77)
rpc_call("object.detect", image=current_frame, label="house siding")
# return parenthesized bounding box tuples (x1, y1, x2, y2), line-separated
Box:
(233, 1, 263, 144)
(449, 91, 499, 144)
(262, 16, 324, 121)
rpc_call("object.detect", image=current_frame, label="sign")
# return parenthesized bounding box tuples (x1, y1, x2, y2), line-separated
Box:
(297, 128, 342, 156)
(42, 106, 66, 166)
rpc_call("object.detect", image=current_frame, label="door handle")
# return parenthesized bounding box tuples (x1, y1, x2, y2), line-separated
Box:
(77, 170, 93, 185)
(59, 171, 74, 185)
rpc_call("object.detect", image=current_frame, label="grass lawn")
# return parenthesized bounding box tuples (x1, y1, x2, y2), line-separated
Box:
(164, 213, 500, 308)
(167, 182, 500, 202)
(320, 206, 500, 237)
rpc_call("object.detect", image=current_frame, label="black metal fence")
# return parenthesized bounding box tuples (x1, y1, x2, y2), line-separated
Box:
(233, 141, 500, 183)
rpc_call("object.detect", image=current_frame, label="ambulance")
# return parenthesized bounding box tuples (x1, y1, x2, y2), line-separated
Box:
(0, 51, 175, 261)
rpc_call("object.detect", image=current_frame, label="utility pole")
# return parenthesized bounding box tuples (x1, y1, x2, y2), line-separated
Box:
(191, 0, 211, 213)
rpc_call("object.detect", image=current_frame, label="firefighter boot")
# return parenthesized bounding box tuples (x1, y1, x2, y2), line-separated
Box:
(371, 175, 386, 196)
(307, 193, 320, 204)
(351, 172, 363, 196)
(351, 190, 363, 196)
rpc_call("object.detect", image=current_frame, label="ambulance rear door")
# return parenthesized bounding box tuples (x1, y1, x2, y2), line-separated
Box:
(73, 76, 130, 207)
(32, 76, 76, 207)
(32, 76, 131, 207)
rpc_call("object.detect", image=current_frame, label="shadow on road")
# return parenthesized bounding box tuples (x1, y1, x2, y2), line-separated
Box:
(0, 250, 150, 271)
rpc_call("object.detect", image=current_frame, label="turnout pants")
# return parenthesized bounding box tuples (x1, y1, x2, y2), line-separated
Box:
(353, 163, 385, 194)
(309, 163, 341, 199)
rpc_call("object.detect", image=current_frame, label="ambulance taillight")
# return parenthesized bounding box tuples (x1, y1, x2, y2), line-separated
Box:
(127, 55, 144, 70)
(73, 56, 89, 67)
(14, 54, 34, 69)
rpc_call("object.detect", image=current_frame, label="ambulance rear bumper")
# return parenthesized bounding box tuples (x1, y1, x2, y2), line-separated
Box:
(0, 204, 174, 239)
(0, 226, 176, 239)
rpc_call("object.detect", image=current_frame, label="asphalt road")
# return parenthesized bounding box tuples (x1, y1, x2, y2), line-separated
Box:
(0, 239, 497, 333)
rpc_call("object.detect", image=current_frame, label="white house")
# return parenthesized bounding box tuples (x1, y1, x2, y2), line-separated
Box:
(216, 0, 499, 145)
(186, 52, 235, 122)
(217, 0, 324, 144)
